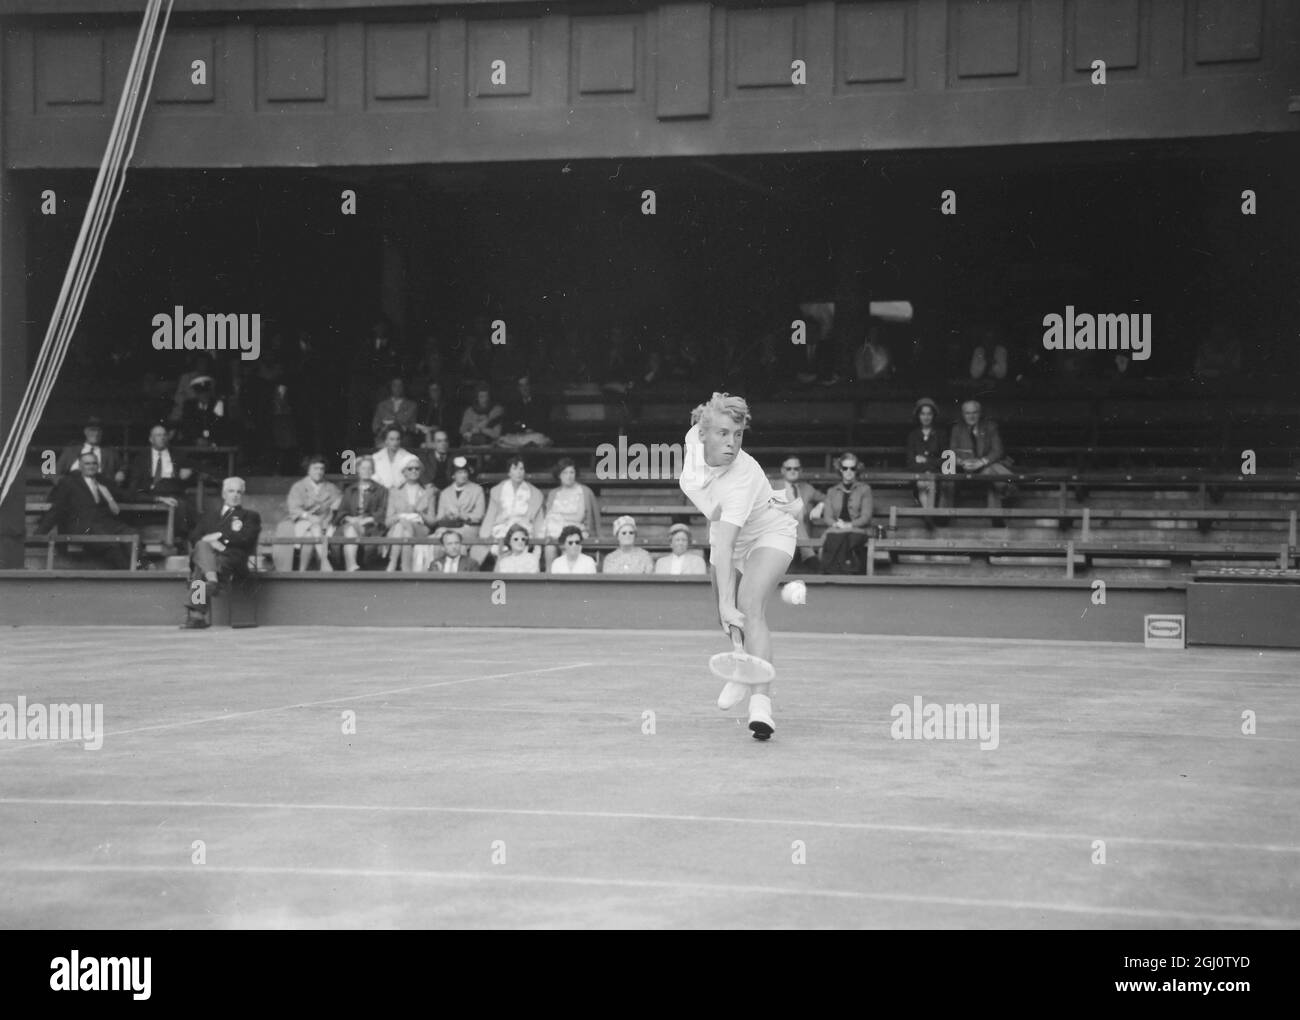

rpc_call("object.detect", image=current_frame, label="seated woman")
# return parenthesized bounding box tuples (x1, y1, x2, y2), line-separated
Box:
(283, 454, 342, 572)
(371, 377, 419, 447)
(332, 454, 388, 571)
(601, 514, 655, 574)
(480, 455, 545, 549)
(541, 458, 600, 568)
(494, 523, 542, 574)
(549, 524, 597, 574)
(459, 384, 504, 446)
(385, 460, 435, 572)
(905, 397, 945, 510)
(653, 523, 708, 575)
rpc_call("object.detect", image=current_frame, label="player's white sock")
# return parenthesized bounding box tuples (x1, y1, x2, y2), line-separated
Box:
(717, 681, 750, 711)
(748, 694, 774, 740)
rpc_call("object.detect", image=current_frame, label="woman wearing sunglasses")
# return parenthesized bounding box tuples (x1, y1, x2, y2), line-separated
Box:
(494, 522, 542, 574)
(549, 524, 597, 574)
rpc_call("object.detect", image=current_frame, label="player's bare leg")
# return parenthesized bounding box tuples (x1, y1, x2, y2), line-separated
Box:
(736, 546, 793, 739)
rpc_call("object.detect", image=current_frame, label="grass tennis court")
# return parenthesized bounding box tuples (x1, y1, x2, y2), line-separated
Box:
(0, 626, 1296, 929)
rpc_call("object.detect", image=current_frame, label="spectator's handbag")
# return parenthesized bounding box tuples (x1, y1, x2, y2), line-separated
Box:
(821, 529, 868, 575)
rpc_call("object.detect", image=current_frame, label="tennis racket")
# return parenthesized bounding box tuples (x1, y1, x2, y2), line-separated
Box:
(708, 627, 775, 685)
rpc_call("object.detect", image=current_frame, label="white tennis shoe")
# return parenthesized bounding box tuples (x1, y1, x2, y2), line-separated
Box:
(748, 694, 775, 740)
(717, 680, 750, 711)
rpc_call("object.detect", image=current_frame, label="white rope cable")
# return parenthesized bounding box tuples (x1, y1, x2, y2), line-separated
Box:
(16, 0, 166, 467)
(0, 0, 158, 479)
(26, 0, 171, 447)
(0, 0, 172, 505)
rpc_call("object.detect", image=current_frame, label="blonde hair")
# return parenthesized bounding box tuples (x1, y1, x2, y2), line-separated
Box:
(691, 392, 752, 430)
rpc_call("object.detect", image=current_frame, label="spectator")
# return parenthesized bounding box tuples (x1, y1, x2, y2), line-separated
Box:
(494, 523, 542, 574)
(459, 384, 504, 446)
(431, 529, 479, 573)
(419, 429, 454, 491)
(289, 327, 332, 459)
(969, 329, 1009, 381)
(332, 455, 387, 571)
(284, 455, 342, 572)
(411, 335, 445, 395)
(371, 426, 420, 489)
(35, 452, 141, 570)
(372, 377, 419, 446)
(56, 416, 124, 485)
(125, 423, 195, 549)
(819, 452, 873, 574)
(600, 326, 632, 393)
(178, 375, 229, 447)
(773, 454, 825, 572)
(601, 514, 654, 574)
(550, 524, 597, 574)
(541, 458, 600, 567)
(947, 399, 1016, 510)
(498, 375, 552, 448)
(853, 327, 893, 381)
(414, 380, 452, 447)
(905, 397, 945, 510)
(347, 316, 403, 446)
(385, 460, 435, 572)
(169, 353, 215, 425)
(181, 476, 262, 629)
(481, 455, 545, 547)
(433, 455, 488, 563)
(654, 523, 707, 575)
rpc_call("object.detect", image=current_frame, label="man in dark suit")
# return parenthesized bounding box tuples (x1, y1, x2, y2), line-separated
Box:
(56, 416, 124, 486)
(430, 530, 479, 573)
(418, 429, 454, 491)
(36, 452, 141, 569)
(177, 376, 228, 447)
(947, 400, 1017, 510)
(498, 375, 552, 447)
(125, 423, 195, 549)
(182, 476, 262, 629)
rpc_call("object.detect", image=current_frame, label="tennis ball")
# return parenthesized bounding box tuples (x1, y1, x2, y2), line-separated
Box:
(781, 580, 807, 606)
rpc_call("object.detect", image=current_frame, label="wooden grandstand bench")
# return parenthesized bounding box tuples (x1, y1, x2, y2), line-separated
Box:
(24, 533, 141, 571)
(26, 501, 176, 554)
(1074, 541, 1295, 572)
(867, 537, 1079, 577)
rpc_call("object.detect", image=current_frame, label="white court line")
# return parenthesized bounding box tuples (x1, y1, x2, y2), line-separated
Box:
(0, 662, 593, 747)
(3, 863, 1290, 927)
(2, 797, 1296, 854)
(161, 700, 1293, 743)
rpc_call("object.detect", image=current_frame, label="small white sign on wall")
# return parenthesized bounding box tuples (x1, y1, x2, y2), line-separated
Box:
(1144, 614, 1186, 649)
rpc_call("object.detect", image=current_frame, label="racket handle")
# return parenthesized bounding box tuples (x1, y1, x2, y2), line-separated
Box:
(729, 626, 745, 653)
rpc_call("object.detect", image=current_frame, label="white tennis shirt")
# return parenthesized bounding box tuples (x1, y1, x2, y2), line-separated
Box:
(678, 427, 793, 538)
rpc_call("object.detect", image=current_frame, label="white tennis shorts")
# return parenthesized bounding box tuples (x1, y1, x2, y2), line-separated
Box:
(711, 508, 797, 569)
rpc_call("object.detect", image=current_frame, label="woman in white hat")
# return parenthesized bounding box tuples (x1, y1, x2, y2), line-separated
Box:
(601, 515, 654, 574)
(678, 392, 802, 740)
(654, 523, 707, 575)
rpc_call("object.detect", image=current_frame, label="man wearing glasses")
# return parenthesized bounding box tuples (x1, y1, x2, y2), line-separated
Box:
(819, 453, 873, 574)
(773, 456, 826, 572)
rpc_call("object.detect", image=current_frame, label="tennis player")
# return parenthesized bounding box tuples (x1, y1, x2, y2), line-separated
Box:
(679, 393, 802, 739)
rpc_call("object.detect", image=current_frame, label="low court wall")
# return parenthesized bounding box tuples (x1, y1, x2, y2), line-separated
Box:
(0, 572, 1192, 644)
